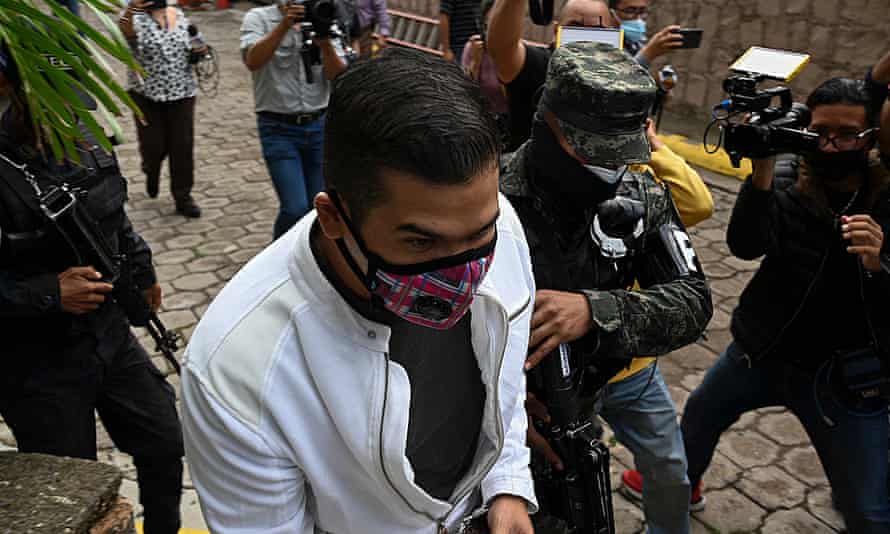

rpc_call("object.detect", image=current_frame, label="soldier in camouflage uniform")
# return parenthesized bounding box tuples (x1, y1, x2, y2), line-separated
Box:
(500, 42, 712, 534)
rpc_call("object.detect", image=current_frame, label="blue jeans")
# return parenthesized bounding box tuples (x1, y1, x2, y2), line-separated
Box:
(257, 114, 325, 239)
(683, 342, 890, 533)
(599, 365, 690, 534)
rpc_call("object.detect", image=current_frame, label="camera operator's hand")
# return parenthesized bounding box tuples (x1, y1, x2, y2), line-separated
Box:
(58, 266, 114, 315)
(464, 35, 485, 80)
(526, 290, 594, 370)
(143, 282, 162, 314)
(639, 25, 684, 65)
(842, 214, 885, 272)
(119, 0, 152, 39)
(751, 156, 777, 191)
(279, 3, 306, 29)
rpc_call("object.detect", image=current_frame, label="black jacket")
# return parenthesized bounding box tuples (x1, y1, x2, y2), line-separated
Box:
(0, 130, 156, 360)
(728, 155, 890, 363)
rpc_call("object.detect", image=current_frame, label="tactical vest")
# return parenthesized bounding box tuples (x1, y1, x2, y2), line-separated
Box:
(0, 132, 128, 279)
(504, 166, 661, 395)
(507, 169, 652, 296)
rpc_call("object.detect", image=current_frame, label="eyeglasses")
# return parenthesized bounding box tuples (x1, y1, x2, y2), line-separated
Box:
(614, 6, 649, 19)
(806, 127, 879, 151)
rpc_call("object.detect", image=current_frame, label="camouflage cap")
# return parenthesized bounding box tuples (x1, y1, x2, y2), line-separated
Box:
(540, 42, 657, 167)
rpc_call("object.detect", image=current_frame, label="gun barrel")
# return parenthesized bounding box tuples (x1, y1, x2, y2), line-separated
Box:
(146, 314, 182, 375)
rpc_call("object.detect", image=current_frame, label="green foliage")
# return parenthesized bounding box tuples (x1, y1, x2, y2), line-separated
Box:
(0, 0, 142, 160)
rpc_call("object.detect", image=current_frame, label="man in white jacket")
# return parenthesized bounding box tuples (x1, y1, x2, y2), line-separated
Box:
(181, 48, 538, 533)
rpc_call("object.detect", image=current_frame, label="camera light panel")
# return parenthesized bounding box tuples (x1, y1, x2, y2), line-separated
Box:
(557, 26, 623, 49)
(730, 47, 810, 82)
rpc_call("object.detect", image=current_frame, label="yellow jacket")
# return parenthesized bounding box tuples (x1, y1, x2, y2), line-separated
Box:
(609, 142, 714, 384)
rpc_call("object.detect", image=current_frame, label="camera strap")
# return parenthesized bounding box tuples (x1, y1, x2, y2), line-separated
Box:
(0, 151, 121, 281)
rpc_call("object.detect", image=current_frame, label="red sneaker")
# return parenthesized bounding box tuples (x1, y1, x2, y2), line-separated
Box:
(620, 469, 644, 502)
(620, 470, 707, 512)
(690, 480, 706, 512)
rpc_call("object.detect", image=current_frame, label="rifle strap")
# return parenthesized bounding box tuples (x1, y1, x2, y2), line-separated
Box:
(0, 150, 119, 278)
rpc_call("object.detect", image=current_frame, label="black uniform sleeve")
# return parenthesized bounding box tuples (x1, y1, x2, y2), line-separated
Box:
(0, 270, 61, 316)
(579, 184, 713, 359)
(726, 177, 783, 260)
(119, 214, 157, 290)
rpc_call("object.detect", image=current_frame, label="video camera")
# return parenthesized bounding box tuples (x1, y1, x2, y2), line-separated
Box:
(706, 47, 821, 168)
(290, 0, 355, 84)
(301, 0, 338, 34)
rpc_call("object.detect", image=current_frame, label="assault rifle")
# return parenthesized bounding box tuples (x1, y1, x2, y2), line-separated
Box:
(0, 152, 181, 374)
(530, 343, 619, 534)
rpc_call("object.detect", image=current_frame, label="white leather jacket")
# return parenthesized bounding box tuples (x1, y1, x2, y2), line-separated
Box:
(181, 195, 537, 533)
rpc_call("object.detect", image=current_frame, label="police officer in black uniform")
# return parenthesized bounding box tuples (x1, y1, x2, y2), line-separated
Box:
(0, 48, 183, 534)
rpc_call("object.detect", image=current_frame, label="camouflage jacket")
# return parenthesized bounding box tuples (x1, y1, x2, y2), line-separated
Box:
(500, 143, 713, 364)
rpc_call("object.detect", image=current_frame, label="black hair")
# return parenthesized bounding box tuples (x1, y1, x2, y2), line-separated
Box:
(0, 42, 20, 87)
(324, 47, 500, 224)
(0, 41, 35, 146)
(806, 77, 878, 128)
(608, 0, 620, 8)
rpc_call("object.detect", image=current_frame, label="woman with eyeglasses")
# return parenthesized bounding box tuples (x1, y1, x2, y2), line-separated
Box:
(678, 58, 890, 531)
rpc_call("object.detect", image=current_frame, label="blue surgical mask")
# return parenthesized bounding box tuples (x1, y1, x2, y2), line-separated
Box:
(620, 18, 647, 44)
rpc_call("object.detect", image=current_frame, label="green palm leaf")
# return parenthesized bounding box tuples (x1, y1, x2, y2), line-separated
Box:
(0, 0, 142, 161)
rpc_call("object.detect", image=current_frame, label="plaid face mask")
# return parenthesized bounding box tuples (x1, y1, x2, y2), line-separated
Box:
(330, 191, 496, 330)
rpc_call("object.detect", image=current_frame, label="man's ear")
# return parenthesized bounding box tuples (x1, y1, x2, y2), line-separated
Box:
(314, 191, 349, 240)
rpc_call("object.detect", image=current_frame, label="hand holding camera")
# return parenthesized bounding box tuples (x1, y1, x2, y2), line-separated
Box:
(125, 0, 152, 16)
(119, 0, 152, 38)
(464, 35, 485, 81)
(279, 2, 306, 30)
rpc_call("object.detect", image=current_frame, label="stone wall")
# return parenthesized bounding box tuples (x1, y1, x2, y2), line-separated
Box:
(387, 0, 556, 43)
(387, 0, 890, 121)
(647, 0, 890, 121)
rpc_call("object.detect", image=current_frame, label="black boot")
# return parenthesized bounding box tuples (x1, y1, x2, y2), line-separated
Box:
(134, 455, 183, 534)
(146, 176, 159, 199)
(175, 197, 201, 218)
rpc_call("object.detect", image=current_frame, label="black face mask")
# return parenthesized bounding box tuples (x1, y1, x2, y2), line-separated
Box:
(529, 119, 623, 206)
(803, 149, 870, 182)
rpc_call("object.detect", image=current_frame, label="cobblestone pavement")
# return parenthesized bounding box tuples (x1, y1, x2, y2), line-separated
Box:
(0, 6, 847, 533)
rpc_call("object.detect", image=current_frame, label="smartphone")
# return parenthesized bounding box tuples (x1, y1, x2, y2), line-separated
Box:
(730, 46, 811, 82)
(672, 28, 703, 49)
(556, 26, 623, 49)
